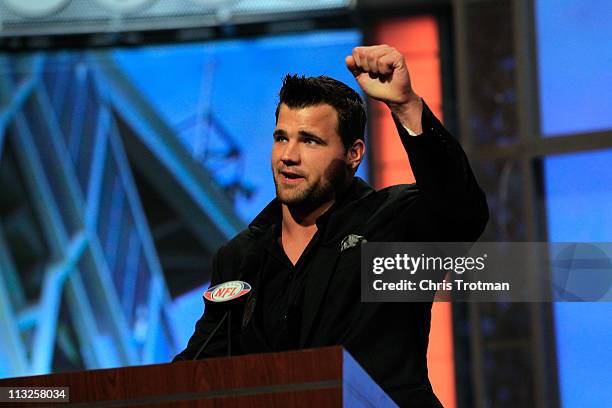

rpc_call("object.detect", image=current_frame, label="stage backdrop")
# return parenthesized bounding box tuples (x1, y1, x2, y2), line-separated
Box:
(537, 0, 612, 407)
(0, 29, 364, 378)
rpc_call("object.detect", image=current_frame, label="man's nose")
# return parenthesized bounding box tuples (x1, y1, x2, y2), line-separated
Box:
(281, 141, 300, 164)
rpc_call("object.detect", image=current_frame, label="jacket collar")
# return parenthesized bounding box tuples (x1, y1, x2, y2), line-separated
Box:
(245, 177, 376, 348)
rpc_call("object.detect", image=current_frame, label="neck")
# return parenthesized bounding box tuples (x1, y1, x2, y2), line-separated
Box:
(281, 199, 334, 237)
(279, 200, 333, 266)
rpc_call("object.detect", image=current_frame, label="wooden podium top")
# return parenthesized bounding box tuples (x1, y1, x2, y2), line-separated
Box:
(0, 347, 397, 407)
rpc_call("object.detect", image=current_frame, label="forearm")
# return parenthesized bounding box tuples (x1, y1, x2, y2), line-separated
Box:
(393, 100, 488, 233)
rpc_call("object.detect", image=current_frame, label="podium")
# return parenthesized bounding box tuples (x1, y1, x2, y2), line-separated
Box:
(0, 347, 397, 407)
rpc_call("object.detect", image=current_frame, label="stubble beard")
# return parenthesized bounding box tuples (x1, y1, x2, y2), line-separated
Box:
(274, 174, 327, 209)
(272, 161, 348, 211)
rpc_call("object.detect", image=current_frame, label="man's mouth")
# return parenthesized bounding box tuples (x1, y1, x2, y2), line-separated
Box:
(279, 170, 305, 184)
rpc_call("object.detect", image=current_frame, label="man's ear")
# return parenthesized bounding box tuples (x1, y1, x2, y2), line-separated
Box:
(346, 139, 365, 172)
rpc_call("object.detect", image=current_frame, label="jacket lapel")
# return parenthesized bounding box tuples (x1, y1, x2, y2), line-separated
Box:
(299, 242, 342, 347)
(236, 230, 273, 351)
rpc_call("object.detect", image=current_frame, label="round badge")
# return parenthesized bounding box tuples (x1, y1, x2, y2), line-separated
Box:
(204, 280, 251, 303)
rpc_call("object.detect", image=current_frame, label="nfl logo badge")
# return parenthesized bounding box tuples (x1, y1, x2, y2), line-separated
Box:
(204, 281, 251, 303)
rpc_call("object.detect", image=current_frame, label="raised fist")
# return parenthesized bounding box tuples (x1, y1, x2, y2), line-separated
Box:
(345, 44, 419, 106)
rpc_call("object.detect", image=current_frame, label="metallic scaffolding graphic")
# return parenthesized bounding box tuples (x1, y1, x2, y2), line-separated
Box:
(0, 51, 243, 377)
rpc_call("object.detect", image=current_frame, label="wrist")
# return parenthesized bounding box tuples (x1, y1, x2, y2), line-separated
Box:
(388, 93, 423, 135)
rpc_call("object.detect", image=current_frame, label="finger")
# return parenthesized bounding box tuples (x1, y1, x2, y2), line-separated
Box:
(378, 57, 392, 76)
(345, 55, 361, 77)
(366, 46, 393, 75)
(365, 47, 387, 74)
(378, 50, 404, 75)
(353, 45, 398, 73)
(352, 47, 366, 71)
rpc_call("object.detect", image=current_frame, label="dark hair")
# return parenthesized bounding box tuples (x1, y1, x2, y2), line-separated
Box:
(275, 74, 366, 149)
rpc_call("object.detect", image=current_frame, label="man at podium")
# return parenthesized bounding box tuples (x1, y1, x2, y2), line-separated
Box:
(174, 44, 488, 407)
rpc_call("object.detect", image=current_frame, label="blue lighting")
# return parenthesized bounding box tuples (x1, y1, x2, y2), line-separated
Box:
(538, 1, 612, 406)
(0, 28, 363, 378)
(544, 151, 612, 407)
(536, 0, 612, 136)
(112, 30, 365, 223)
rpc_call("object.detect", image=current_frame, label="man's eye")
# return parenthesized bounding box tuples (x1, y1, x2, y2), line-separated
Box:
(274, 135, 288, 142)
(304, 138, 320, 145)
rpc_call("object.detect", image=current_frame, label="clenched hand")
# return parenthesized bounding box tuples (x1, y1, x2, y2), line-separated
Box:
(346, 45, 423, 134)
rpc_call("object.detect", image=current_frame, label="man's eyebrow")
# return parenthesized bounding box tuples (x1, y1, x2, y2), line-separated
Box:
(273, 129, 326, 143)
(298, 130, 326, 143)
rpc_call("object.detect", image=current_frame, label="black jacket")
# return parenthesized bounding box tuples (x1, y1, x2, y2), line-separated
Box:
(174, 103, 489, 407)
